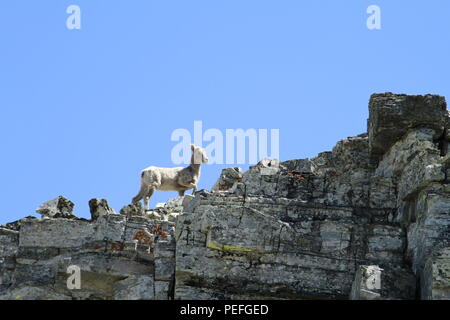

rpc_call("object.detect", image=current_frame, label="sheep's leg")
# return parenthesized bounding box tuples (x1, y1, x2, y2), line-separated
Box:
(143, 196, 149, 210)
(180, 182, 197, 194)
(178, 190, 185, 197)
(132, 184, 147, 205)
(144, 188, 154, 210)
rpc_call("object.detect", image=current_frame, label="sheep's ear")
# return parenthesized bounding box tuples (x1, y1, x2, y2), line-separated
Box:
(191, 144, 195, 151)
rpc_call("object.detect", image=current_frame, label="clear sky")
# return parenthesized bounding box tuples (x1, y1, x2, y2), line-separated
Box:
(1, 1, 449, 224)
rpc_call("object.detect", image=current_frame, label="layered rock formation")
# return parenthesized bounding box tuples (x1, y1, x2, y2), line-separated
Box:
(0, 203, 177, 300)
(1, 93, 449, 300)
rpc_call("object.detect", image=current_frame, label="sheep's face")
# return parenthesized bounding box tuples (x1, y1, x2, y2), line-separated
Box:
(191, 144, 209, 164)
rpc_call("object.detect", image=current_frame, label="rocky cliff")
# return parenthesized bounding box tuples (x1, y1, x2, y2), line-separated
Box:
(1, 93, 449, 300)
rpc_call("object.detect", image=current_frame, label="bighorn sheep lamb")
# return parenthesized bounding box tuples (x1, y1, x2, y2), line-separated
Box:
(132, 144, 209, 210)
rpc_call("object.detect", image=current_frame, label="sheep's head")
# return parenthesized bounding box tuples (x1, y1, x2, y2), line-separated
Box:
(191, 144, 209, 164)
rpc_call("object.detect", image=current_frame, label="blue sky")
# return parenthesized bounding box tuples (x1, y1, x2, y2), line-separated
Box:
(1, 1, 449, 223)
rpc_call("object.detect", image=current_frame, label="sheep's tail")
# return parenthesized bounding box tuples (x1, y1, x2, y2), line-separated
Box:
(132, 171, 146, 204)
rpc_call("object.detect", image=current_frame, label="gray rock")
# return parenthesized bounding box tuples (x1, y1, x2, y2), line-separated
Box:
(406, 183, 450, 280)
(421, 248, 450, 300)
(1, 216, 37, 231)
(155, 281, 171, 300)
(88, 199, 116, 220)
(350, 265, 416, 300)
(0, 286, 72, 300)
(120, 202, 144, 217)
(36, 196, 75, 219)
(165, 196, 185, 210)
(212, 167, 243, 192)
(145, 210, 162, 220)
(368, 93, 447, 162)
(181, 195, 194, 209)
(114, 276, 154, 300)
(375, 129, 437, 179)
(0, 213, 175, 300)
(281, 158, 315, 173)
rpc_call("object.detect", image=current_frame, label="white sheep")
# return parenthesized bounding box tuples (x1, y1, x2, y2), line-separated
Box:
(132, 144, 209, 210)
